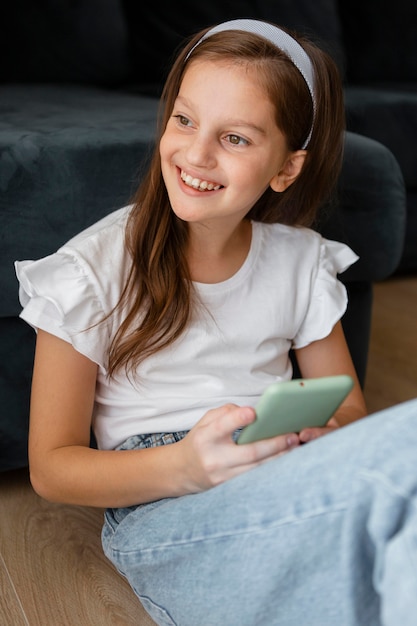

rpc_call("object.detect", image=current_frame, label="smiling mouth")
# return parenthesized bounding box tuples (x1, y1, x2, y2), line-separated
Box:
(180, 169, 223, 192)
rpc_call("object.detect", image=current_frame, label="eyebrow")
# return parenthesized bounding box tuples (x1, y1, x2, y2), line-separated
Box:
(224, 121, 267, 136)
(174, 95, 267, 136)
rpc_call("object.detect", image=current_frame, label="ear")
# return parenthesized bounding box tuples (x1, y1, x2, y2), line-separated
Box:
(269, 150, 307, 192)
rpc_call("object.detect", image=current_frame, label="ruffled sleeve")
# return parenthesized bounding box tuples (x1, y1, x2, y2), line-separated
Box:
(292, 238, 359, 349)
(15, 252, 112, 369)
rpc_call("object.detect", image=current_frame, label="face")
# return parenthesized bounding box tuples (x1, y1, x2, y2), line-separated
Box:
(160, 59, 302, 230)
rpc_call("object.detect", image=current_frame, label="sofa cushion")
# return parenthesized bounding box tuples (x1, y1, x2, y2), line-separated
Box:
(320, 132, 406, 283)
(0, 85, 159, 318)
(121, 0, 345, 95)
(0, 0, 131, 86)
(338, 0, 417, 84)
(344, 86, 417, 189)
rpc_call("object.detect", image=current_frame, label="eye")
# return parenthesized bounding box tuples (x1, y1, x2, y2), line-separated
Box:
(226, 134, 249, 146)
(173, 114, 192, 127)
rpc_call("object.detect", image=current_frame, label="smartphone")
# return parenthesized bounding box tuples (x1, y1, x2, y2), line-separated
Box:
(237, 375, 354, 445)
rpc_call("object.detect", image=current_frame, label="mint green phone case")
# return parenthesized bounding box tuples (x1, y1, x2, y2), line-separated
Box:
(237, 375, 354, 445)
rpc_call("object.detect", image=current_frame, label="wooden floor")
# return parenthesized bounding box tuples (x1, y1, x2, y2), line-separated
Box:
(1, 275, 416, 625)
(363, 275, 417, 413)
(0, 471, 155, 626)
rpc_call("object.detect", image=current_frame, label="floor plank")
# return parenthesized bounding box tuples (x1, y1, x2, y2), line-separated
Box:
(364, 276, 417, 413)
(0, 553, 29, 626)
(0, 469, 155, 626)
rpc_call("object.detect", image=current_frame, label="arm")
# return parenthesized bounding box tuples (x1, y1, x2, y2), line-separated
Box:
(294, 321, 368, 441)
(29, 330, 298, 508)
(29, 330, 187, 507)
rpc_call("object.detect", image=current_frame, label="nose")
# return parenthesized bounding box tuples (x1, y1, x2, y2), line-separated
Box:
(185, 132, 217, 169)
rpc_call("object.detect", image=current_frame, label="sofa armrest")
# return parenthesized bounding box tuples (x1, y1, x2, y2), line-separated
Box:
(319, 131, 407, 282)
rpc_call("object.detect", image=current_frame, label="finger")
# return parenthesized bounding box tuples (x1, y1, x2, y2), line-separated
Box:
(200, 404, 257, 438)
(234, 431, 300, 465)
(221, 435, 301, 481)
(299, 425, 337, 443)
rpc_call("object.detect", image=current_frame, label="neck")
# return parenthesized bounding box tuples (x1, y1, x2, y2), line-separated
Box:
(187, 219, 252, 284)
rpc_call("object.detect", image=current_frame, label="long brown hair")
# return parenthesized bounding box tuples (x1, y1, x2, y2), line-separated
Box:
(107, 23, 345, 377)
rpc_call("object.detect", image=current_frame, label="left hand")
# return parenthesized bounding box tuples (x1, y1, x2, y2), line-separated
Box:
(299, 416, 339, 443)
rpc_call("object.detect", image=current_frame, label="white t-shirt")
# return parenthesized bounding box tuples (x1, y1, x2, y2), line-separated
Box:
(15, 205, 358, 450)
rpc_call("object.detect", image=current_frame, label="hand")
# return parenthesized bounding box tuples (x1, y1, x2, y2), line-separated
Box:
(177, 403, 300, 494)
(298, 416, 340, 443)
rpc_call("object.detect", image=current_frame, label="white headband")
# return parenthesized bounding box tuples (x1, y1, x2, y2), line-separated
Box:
(186, 19, 316, 148)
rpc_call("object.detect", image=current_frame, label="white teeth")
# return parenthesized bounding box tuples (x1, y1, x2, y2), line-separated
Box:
(181, 170, 221, 192)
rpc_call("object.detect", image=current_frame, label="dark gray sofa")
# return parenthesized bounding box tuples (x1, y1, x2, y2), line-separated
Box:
(0, 0, 408, 471)
(338, 0, 417, 273)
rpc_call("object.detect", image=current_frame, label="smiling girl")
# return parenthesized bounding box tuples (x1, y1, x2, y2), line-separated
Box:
(15, 19, 417, 626)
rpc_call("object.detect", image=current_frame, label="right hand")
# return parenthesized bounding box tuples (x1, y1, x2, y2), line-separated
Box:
(176, 403, 300, 494)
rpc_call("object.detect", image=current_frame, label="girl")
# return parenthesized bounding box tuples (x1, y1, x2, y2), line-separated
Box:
(16, 19, 417, 626)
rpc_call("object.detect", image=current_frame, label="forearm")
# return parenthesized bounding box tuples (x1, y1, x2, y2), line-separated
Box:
(331, 403, 368, 428)
(296, 322, 368, 429)
(30, 443, 188, 508)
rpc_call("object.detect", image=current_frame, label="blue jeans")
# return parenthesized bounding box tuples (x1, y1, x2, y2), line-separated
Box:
(102, 399, 417, 626)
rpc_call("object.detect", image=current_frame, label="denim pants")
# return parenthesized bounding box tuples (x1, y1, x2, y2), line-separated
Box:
(102, 399, 417, 626)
